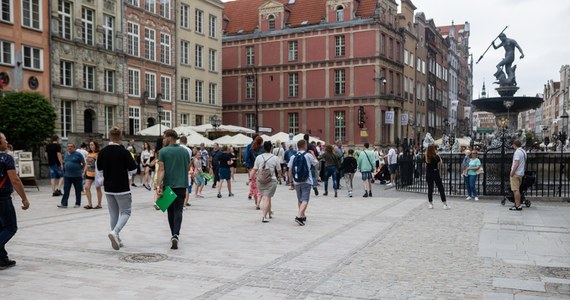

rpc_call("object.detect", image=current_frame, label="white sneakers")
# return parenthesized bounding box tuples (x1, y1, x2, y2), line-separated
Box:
(108, 231, 120, 250)
(474, 197, 479, 201)
(443, 204, 450, 210)
(466, 196, 472, 200)
(428, 203, 433, 209)
(428, 203, 450, 209)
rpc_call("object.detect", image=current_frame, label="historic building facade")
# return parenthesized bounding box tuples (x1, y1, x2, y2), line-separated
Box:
(50, 0, 123, 138)
(222, 0, 407, 145)
(176, 0, 224, 127)
(0, 0, 51, 97)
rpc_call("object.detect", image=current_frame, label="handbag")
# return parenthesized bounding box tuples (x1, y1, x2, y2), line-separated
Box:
(476, 166, 484, 175)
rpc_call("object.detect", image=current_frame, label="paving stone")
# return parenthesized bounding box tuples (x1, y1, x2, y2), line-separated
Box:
(493, 278, 546, 292)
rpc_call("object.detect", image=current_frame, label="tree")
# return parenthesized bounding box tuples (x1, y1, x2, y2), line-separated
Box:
(0, 92, 56, 151)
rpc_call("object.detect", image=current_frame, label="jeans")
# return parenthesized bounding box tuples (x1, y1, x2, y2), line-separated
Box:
(106, 194, 132, 234)
(212, 166, 220, 185)
(310, 166, 317, 188)
(0, 194, 17, 259)
(467, 175, 478, 198)
(323, 166, 338, 192)
(344, 173, 354, 192)
(61, 176, 82, 206)
(426, 172, 446, 203)
(167, 188, 186, 237)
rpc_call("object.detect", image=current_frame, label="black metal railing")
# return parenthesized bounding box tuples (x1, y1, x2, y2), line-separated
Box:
(396, 149, 570, 198)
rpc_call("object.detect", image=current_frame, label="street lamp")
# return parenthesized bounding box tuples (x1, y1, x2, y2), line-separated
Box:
(156, 92, 163, 136)
(246, 67, 259, 133)
(558, 110, 568, 196)
(210, 115, 221, 139)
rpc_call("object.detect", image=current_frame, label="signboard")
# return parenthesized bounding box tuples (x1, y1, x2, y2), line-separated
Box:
(385, 111, 395, 124)
(401, 113, 408, 126)
(258, 127, 272, 133)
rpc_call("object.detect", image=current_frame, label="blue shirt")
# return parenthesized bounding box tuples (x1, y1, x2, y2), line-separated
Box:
(0, 152, 15, 194)
(64, 151, 85, 178)
(467, 158, 481, 176)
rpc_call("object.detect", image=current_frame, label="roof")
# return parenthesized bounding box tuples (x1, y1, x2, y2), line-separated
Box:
(438, 23, 466, 38)
(223, 0, 379, 35)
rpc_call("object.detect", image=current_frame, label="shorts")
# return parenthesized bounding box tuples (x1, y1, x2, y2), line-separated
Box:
(218, 167, 231, 180)
(361, 171, 372, 181)
(49, 164, 63, 179)
(295, 183, 312, 203)
(85, 175, 95, 181)
(257, 180, 277, 197)
(388, 164, 398, 175)
(510, 175, 523, 191)
(194, 174, 205, 186)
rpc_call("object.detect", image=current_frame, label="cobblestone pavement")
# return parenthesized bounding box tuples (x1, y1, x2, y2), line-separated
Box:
(1, 174, 569, 299)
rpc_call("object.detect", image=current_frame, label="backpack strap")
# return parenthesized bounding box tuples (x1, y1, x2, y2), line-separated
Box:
(0, 174, 8, 189)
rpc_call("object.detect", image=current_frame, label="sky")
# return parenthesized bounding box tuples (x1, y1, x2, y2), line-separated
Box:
(404, 0, 570, 98)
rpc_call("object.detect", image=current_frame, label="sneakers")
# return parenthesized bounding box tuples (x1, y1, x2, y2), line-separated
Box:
(262, 217, 269, 223)
(313, 187, 319, 196)
(171, 235, 179, 249)
(217, 193, 222, 198)
(144, 184, 151, 191)
(131, 183, 137, 187)
(334, 191, 338, 198)
(443, 203, 450, 210)
(57, 204, 67, 208)
(348, 191, 353, 197)
(474, 197, 479, 201)
(295, 217, 305, 226)
(154, 203, 160, 210)
(428, 203, 433, 209)
(52, 189, 62, 197)
(368, 191, 372, 197)
(466, 196, 472, 200)
(228, 193, 234, 197)
(323, 192, 328, 196)
(185, 203, 191, 207)
(108, 231, 120, 250)
(386, 182, 394, 187)
(509, 206, 522, 211)
(0, 258, 16, 270)
(363, 191, 369, 198)
(73, 205, 80, 208)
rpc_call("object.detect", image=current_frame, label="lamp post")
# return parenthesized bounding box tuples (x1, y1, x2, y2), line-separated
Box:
(156, 93, 163, 136)
(558, 110, 568, 196)
(210, 114, 221, 139)
(246, 67, 259, 133)
(443, 118, 454, 194)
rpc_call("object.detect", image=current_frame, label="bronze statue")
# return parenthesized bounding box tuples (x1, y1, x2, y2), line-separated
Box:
(492, 33, 525, 86)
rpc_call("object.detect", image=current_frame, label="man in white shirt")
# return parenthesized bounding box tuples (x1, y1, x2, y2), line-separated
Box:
(386, 144, 398, 188)
(288, 139, 319, 226)
(509, 140, 526, 211)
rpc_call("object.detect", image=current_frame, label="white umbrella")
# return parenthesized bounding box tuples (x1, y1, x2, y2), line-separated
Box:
(227, 133, 253, 147)
(223, 125, 256, 134)
(185, 133, 214, 147)
(136, 124, 171, 136)
(213, 135, 234, 145)
(293, 133, 325, 145)
(192, 123, 255, 134)
(260, 134, 271, 141)
(269, 132, 291, 144)
(173, 126, 199, 137)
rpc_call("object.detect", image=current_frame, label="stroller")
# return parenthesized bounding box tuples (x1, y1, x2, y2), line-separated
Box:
(501, 171, 536, 207)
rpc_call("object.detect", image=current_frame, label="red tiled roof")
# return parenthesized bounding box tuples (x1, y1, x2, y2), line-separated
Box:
(224, 0, 378, 35)
(438, 24, 465, 37)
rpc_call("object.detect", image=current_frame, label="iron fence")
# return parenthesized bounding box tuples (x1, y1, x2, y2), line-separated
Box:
(396, 148, 570, 198)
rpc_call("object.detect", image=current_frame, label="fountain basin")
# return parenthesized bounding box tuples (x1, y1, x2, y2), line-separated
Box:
(472, 96, 543, 114)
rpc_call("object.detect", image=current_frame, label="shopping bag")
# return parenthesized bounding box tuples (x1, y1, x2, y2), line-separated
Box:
(155, 186, 177, 212)
(201, 172, 213, 181)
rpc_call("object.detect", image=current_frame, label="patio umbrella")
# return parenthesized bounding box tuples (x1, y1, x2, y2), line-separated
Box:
(173, 126, 199, 137)
(192, 124, 255, 134)
(227, 133, 253, 147)
(184, 133, 214, 147)
(213, 135, 234, 145)
(136, 124, 171, 136)
(269, 132, 291, 144)
(293, 133, 325, 145)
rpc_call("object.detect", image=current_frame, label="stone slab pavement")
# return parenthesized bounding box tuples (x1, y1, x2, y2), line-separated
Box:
(1, 174, 569, 299)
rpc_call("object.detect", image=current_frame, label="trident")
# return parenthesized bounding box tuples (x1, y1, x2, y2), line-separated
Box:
(475, 25, 509, 64)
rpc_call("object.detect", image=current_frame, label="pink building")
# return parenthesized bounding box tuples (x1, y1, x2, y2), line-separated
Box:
(222, 0, 406, 145)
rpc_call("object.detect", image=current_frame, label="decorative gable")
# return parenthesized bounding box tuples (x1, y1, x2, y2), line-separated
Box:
(259, 0, 285, 31)
(326, 0, 355, 23)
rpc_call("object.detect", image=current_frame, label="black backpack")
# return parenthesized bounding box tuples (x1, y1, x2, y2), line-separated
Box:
(292, 152, 310, 183)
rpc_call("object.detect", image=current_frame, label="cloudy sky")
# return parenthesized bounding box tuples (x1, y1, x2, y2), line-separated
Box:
(405, 0, 570, 98)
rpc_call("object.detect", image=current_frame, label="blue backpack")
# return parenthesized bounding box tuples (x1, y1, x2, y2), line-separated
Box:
(292, 152, 310, 183)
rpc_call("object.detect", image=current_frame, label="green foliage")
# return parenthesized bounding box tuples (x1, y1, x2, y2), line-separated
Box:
(525, 130, 538, 146)
(0, 92, 56, 151)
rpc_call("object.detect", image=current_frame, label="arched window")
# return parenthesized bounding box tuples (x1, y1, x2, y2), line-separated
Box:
(268, 15, 275, 30)
(336, 6, 344, 22)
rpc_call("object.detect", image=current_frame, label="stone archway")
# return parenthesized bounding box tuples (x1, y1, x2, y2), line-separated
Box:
(84, 109, 96, 133)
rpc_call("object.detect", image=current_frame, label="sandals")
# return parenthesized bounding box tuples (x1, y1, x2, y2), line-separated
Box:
(509, 206, 522, 211)
(94, 206, 102, 209)
(83, 205, 93, 209)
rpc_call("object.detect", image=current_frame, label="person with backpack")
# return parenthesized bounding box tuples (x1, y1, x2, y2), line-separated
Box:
(251, 141, 281, 223)
(288, 139, 319, 226)
(357, 143, 375, 197)
(321, 145, 341, 197)
(341, 149, 358, 197)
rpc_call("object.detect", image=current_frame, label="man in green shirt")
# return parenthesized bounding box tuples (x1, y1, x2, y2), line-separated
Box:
(155, 129, 191, 249)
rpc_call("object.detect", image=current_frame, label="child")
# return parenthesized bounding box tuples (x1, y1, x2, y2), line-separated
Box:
(341, 149, 357, 197)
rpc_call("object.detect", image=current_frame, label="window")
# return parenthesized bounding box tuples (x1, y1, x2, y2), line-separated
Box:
(208, 49, 216, 71)
(195, 44, 203, 68)
(103, 15, 114, 51)
(160, 110, 171, 128)
(334, 111, 345, 142)
(0, 41, 14, 65)
(128, 106, 140, 136)
(159, 0, 170, 19)
(81, 7, 94, 45)
(145, 72, 156, 99)
(209, 83, 216, 104)
(1, 0, 13, 23)
(195, 9, 203, 33)
(180, 40, 189, 65)
(180, 77, 190, 101)
(22, 0, 41, 30)
(144, 0, 155, 13)
(180, 113, 189, 126)
(288, 41, 297, 61)
(83, 65, 95, 90)
(209, 14, 217, 38)
(180, 4, 189, 28)
(58, 0, 72, 39)
(245, 113, 255, 130)
(127, 22, 139, 56)
(335, 5, 343, 22)
(245, 75, 254, 99)
(335, 35, 345, 56)
(404, 50, 408, 65)
(60, 61, 73, 86)
(144, 28, 155, 60)
(245, 46, 254, 66)
(195, 80, 203, 103)
(334, 69, 345, 95)
(410, 53, 414, 68)
(160, 75, 171, 101)
(288, 73, 298, 97)
(160, 33, 170, 64)
(104, 106, 114, 138)
(128, 68, 140, 96)
(195, 114, 203, 126)
(268, 15, 275, 30)
(61, 100, 72, 138)
(22, 45, 42, 70)
(104, 69, 114, 93)
(126, 0, 139, 6)
(288, 113, 299, 134)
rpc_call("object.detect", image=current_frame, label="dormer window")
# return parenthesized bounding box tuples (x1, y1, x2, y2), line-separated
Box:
(335, 6, 344, 22)
(268, 15, 275, 30)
